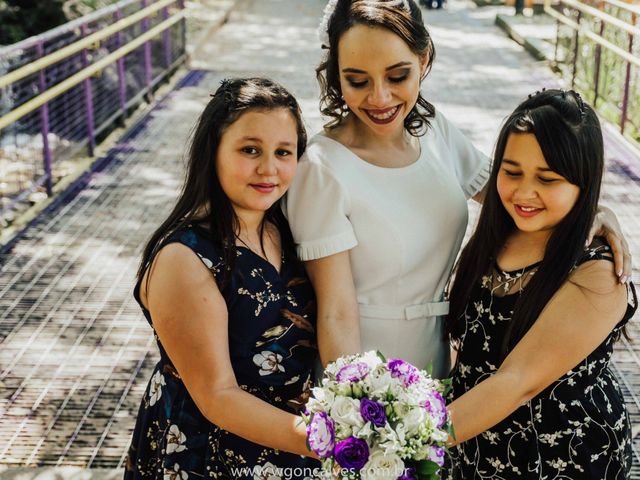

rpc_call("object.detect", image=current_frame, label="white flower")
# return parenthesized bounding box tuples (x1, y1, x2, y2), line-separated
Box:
(361, 350, 384, 370)
(361, 450, 405, 480)
(149, 370, 166, 406)
(330, 397, 363, 428)
(376, 424, 404, 455)
(253, 462, 282, 480)
(253, 351, 285, 376)
(164, 463, 188, 480)
(430, 428, 449, 443)
(402, 406, 426, 436)
(354, 421, 375, 440)
(166, 424, 187, 454)
(367, 370, 396, 397)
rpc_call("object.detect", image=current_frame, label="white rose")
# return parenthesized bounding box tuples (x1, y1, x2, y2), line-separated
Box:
(402, 406, 427, 436)
(330, 397, 363, 428)
(360, 450, 405, 480)
(367, 371, 395, 397)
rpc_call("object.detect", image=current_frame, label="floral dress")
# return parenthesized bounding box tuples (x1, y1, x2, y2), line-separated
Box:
(124, 224, 319, 479)
(446, 245, 637, 479)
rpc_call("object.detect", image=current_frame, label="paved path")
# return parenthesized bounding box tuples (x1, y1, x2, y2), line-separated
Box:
(0, 0, 638, 475)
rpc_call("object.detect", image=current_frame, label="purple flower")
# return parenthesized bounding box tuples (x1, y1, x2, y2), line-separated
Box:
(428, 445, 446, 467)
(388, 359, 420, 387)
(306, 412, 335, 458)
(334, 437, 369, 470)
(423, 390, 447, 428)
(360, 398, 387, 427)
(336, 362, 370, 383)
(397, 467, 418, 480)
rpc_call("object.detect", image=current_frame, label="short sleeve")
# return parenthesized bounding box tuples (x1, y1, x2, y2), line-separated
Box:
(284, 158, 357, 261)
(435, 111, 491, 199)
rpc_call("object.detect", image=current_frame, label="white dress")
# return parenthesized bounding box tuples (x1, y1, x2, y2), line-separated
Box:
(285, 110, 490, 377)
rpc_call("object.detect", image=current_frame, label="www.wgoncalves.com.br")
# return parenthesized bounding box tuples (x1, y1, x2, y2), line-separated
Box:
(229, 465, 406, 479)
(229, 466, 324, 479)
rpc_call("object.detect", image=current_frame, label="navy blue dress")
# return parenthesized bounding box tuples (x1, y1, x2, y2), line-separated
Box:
(124, 224, 319, 479)
(446, 244, 636, 479)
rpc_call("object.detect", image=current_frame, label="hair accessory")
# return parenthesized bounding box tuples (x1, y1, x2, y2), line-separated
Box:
(527, 87, 586, 119)
(318, 0, 412, 47)
(571, 90, 587, 119)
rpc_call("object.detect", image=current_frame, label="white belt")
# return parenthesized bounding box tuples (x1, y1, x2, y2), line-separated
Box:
(358, 301, 450, 321)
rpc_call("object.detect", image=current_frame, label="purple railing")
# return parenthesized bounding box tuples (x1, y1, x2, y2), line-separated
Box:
(0, 0, 186, 226)
(548, 0, 639, 142)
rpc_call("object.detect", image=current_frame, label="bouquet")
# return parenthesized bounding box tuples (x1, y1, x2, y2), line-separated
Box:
(304, 351, 451, 480)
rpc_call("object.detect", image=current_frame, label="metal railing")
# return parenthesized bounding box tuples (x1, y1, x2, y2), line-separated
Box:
(545, 0, 639, 141)
(0, 0, 186, 225)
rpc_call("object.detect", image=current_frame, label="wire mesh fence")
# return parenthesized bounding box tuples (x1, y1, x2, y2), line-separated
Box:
(0, 0, 186, 228)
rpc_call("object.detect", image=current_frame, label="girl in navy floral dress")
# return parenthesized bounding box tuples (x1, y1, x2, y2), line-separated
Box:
(444, 90, 636, 479)
(124, 78, 319, 479)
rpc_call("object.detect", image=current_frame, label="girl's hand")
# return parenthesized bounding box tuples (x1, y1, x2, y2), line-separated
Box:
(588, 205, 632, 283)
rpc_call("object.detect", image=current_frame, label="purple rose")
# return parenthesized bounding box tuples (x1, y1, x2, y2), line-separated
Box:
(397, 467, 418, 480)
(428, 445, 446, 467)
(306, 412, 335, 458)
(423, 390, 447, 428)
(336, 362, 370, 383)
(388, 359, 420, 387)
(360, 398, 387, 427)
(334, 437, 369, 470)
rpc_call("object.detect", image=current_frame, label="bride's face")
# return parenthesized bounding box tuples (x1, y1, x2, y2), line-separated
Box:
(337, 24, 427, 137)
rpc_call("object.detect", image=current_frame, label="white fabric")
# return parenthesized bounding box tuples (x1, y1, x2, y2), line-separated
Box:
(285, 110, 491, 377)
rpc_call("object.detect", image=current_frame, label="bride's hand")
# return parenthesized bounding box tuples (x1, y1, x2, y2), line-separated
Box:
(588, 205, 632, 283)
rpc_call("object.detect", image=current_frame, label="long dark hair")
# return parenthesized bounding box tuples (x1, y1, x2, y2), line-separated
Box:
(138, 77, 307, 287)
(316, 0, 436, 136)
(446, 89, 604, 359)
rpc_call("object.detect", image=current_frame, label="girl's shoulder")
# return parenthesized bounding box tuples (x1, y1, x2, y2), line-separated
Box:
(576, 238, 614, 265)
(570, 238, 636, 320)
(162, 223, 226, 275)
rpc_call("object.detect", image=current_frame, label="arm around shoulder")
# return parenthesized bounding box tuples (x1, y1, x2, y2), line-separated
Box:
(143, 243, 314, 458)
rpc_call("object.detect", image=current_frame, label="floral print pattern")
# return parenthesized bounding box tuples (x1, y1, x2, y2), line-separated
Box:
(446, 245, 637, 479)
(124, 225, 319, 479)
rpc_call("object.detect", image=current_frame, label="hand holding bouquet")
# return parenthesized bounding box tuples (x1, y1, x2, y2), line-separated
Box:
(304, 351, 451, 479)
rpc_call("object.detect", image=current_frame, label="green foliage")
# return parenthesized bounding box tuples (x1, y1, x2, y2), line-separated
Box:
(416, 460, 442, 480)
(0, 0, 67, 45)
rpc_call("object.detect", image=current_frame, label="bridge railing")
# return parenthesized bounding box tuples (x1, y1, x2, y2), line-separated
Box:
(545, 0, 639, 142)
(0, 0, 186, 225)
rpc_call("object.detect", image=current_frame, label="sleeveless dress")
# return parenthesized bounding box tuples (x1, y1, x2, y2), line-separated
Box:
(446, 244, 637, 479)
(285, 110, 490, 377)
(124, 224, 320, 479)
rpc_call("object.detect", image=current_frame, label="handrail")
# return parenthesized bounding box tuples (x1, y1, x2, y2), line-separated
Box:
(0, 0, 141, 56)
(0, 10, 185, 132)
(545, 5, 640, 68)
(599, 0, 640, 16)
(0, 0, 177, 90)
(545, 0, 639, 140)
(557, 0, 640, 38)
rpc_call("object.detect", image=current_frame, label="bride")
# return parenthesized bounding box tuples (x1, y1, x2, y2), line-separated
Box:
(285, 0, 630, 376)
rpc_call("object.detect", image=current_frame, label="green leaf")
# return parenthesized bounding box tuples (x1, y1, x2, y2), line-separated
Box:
(416, 460, 441, 478)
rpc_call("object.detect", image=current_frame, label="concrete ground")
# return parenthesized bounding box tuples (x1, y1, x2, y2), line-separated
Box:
(0, 0, 638, 477)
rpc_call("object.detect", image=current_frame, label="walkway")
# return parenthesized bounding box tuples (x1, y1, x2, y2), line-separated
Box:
(0, 0, 638, 475)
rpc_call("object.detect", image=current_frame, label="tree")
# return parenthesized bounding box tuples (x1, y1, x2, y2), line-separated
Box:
(0, 0, 67, 45)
